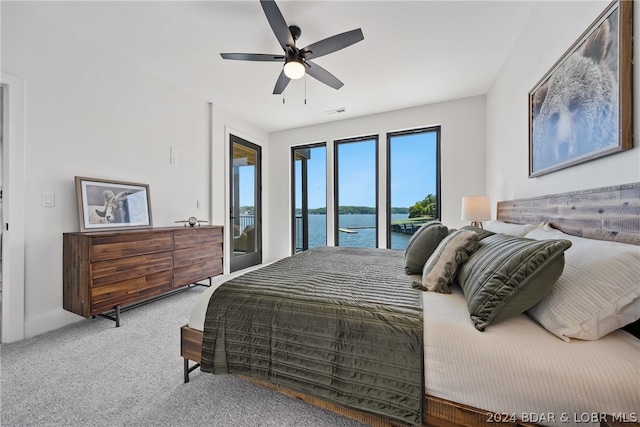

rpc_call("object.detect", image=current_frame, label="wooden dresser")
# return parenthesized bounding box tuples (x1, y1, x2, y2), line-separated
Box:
(63, 226, 223, 324)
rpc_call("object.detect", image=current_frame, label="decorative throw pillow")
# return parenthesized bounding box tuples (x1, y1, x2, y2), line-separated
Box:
(484, 220, 540, 237)
(403, 221, 449, 274)
(456, 233, 572, 331)
(414, 230, 479, 293)
(525, 226, 640, 341)
(460, 225, 495, 241)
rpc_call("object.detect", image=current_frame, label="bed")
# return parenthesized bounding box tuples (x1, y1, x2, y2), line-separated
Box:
(180, 183, 640, 427)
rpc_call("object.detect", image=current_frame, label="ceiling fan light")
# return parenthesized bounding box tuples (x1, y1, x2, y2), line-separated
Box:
(284, 59, 305, 79)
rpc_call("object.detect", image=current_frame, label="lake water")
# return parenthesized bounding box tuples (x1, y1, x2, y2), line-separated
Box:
(307, 214, 411, 250)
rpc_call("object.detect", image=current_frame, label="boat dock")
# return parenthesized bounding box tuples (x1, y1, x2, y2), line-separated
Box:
(338, 228, 358, 234)
(390, 222, 424, 235)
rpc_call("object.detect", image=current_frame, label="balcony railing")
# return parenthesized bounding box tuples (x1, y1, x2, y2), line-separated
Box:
(233, 215, 255, 235)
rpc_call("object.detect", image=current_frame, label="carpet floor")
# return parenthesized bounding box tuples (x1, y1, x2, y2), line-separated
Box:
(0, 285, 366, 427)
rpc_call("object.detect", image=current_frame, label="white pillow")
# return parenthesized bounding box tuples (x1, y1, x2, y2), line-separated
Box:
(484, 220, 540, 237)
(525, 225, 640, 341)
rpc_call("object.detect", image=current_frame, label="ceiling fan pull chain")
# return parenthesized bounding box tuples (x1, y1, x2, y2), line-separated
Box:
(304, 74, 307, 105)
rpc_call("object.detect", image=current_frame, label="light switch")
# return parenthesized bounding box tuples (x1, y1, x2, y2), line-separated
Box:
(41, 192, 55, 207)
(170, 146, 178, 166)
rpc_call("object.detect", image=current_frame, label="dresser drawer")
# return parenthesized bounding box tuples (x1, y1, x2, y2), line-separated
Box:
(173, 258, 223, 288)
(174, 227, 223, 250)
(91, 252, 174, 287)
(173, 243, 222, 268)
(90, 232, 174, 262)
(91, 270, 173, 314)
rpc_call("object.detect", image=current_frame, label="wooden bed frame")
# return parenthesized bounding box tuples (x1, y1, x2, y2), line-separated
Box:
(180, 182, 640, 427)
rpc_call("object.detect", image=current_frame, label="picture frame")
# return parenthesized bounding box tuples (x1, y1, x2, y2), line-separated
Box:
(75, 176, 153, 232)
(529, 0, 633, 178)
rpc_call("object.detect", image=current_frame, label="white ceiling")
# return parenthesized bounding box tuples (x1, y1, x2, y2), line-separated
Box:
(23, 1, 536, 133)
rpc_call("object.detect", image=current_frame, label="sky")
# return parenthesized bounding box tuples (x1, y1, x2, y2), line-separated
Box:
(242, 131, 438, 209)
(388, 132, 437, 208)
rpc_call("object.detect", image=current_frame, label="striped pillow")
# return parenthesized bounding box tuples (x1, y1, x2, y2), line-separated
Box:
(525, 226, 640, 341)
(415, 230, 478, 294)
(456, 233, 572, 331)
(460, 225, 495, 241)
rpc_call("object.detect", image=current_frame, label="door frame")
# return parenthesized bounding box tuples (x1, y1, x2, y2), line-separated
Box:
(291, 146, 309, 254)
(1, 72, 26, 343)
(227, 130, 262, 272)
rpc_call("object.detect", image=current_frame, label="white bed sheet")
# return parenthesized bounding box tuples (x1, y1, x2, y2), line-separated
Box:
(424, 287, 640, 426)
(188, 265, 639, 427)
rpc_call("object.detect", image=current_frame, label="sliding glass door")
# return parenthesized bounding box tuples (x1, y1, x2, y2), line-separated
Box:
(229, 135, 262, 272)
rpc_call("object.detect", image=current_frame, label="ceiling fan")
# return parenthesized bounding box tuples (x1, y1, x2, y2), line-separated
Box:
(220, 0, 364, 95)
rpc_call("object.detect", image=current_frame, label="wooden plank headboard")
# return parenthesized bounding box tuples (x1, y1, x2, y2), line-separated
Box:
(496, 182, 640, 246)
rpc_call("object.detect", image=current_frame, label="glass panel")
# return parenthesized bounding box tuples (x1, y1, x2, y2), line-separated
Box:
(389, 129, 439, 250)
(293, 145, 326, 252)
(336, 138, 377, 248)
(231, 141, 258, 258)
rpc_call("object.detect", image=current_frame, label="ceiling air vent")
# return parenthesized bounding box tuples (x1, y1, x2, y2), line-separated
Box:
(326, 107, 346, 115)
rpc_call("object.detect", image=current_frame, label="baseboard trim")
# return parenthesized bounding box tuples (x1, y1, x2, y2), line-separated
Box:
(24, 309, 82, 339)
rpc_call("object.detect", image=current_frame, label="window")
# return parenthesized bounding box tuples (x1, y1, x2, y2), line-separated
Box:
(387, 127, 441, 250)
(334, 136, 378, 248)
(292, 144, 327, 252)
(290, 128, 441, 253)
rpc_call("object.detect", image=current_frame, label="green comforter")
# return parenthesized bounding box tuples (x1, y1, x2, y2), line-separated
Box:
(200, 246, 424, 425)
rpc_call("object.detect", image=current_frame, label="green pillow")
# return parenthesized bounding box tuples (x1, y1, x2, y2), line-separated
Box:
(460, 225, 495, 241)
(414, 230, 478, 294)
(456, 234, 572, 331)
(403, 221, 449, 274)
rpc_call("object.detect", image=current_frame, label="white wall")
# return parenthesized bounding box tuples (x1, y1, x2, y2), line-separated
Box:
(1, 3, 266, 338)
(487, 0, 640, 207)
(267, 95, 487, 260)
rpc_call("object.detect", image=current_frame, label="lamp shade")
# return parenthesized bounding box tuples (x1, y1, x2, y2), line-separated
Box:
(461, 196, 491, 224)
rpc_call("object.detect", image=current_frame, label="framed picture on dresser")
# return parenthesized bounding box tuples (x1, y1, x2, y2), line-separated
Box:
(75, 176, 153, 232)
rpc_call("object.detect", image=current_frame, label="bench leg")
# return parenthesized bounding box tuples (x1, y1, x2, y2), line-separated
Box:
(184, 358, 200, 383)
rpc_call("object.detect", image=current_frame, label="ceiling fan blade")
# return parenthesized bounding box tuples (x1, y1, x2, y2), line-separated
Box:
(301, 29, 364, 60)
(221, 53, 285, 62)
(273, 70, 291, 94)
(260, 0, 295, 51)
(304, 60, 343, 90)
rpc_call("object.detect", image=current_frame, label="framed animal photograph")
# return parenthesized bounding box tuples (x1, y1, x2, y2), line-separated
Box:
(75, 176, 153, 232)
(529, 0, 633, 178)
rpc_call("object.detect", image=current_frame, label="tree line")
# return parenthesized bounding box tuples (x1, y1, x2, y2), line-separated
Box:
(295, 206, 410, 215)
(298, 196, 436, 217)
(263, 195, 436, 218)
